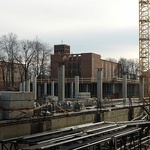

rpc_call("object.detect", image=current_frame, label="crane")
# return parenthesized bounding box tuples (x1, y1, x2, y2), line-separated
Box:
(139, 0, 150, 97)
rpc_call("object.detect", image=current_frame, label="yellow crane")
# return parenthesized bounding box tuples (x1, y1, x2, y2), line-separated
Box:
(139, 0, 150, 97)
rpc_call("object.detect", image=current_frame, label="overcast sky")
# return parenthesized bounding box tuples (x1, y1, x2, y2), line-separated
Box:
(0, 0, 139, 60)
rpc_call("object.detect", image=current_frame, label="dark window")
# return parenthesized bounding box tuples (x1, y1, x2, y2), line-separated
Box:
(73, 63, 76, 69)
(73, 70, 76, 77)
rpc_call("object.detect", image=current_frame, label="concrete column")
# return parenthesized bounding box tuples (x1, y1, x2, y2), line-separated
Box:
(112, 83, 115, 94)
(122, 74, 127, 103)
(44, 82, 47, 96)
(33, 76, 37, 100)
(70, 82, 73, 98)
(27, 79, 30, 92)
(37, 84, 41, 97)
(51, 81, 54, 96)
(86, 84, 88, 92)
(97, 68, 103, 101)
(58, 65, 65, 101)
(139, 77, 144, 102)
(19, 82, 22, 91)
(75, 76, 79, 99)
(22, 80, 25, 92)
(111, 83, 115, 99)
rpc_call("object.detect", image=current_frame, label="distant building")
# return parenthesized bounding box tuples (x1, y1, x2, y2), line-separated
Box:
(0, 44, 139, 98)
(54, 44, 70, 55)
(0, 61, 22, 90)
(51, 44, 119, 80)
(50, 44, 139, 98)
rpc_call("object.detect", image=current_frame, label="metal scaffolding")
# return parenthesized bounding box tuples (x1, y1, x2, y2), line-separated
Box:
(139, 0, 150, 74)
(139, 0, 150, 97)
(0, 121, 149, 150)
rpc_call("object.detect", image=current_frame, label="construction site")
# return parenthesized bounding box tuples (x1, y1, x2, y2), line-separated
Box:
(0, 0, 150, 150)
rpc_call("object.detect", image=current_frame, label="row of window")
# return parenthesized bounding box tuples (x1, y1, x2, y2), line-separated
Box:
(65, 70, 81, 78)
(102, 63, 117, 78)
(66, 63, 81, 69)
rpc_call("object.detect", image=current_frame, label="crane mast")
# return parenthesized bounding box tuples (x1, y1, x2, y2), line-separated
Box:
(139, 0, 150, 96)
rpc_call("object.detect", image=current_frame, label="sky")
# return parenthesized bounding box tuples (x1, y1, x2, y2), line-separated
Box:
(0, 0, 139, 60)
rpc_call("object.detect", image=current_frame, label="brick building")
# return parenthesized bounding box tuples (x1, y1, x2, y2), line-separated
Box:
(0, 44, 139, 98)
(0, 61, 22, 90)
(51, 44, 118, 81)
(50, 44, 139, 98)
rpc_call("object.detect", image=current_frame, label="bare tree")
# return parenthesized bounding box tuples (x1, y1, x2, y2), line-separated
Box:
(31, 38, 51, 78)
(106, 57, 117, 63)
(118, 57, 128, 77)
(14, 40, 36, 80)
(0, 33, 18, 87)
(118, 57, 139, 79)
(0, 54, 7, 87)
(38, 43, 51, 77)
(134, 59, 139, 79)
(0, 33, 52, 90)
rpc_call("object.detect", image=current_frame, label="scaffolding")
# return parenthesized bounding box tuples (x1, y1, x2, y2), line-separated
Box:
(0, 121, 149, 150)
(139, 0, 150, 96)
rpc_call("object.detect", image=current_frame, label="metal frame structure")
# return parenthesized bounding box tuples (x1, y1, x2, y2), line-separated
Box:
(139, 0, 150, 96)
(139, 0, 150, 74)
(0, 122, 149, 150)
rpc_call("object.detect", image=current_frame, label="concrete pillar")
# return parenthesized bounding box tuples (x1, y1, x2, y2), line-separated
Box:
(51, 81, 54, 96)
(33, 76, 37, 100)
(122, 74, 127, 103)
(111, 83, 115, 99)
(19, 82, 22, 91)
(22, 80, 25, 92)
(86, 84, 88, 92)
(139, 77, 144, 102)
(97, 68, 103, 101)
(58, 65, 65, 101)
(27, 79, 30, 92)
(44, 82, 47, 96)
(37, 84, 41, 97)
(70, 82, 73, 98)
(75, 76, 79, 99)
(112, 83, 115, 94)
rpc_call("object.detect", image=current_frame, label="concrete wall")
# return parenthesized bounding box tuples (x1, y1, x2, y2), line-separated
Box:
(134, 107, 143, 118)
(102, 108, 129, 122)
(0, 122, 31, 140)
(0, 105, 146, 149)
(51, 113, 95, 129)
(102, 107, 145, 122)
(1, 92, 34, 119)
